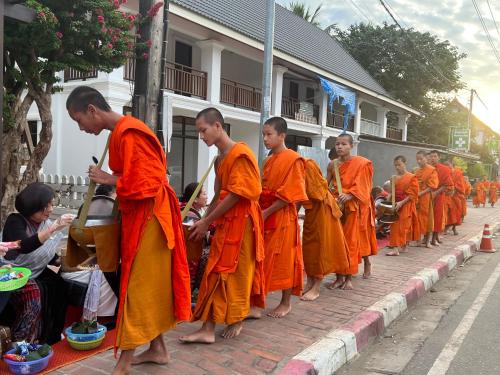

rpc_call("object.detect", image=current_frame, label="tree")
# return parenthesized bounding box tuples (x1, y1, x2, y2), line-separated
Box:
(288, 2, 322, 26)
(1, 0, 162, 224)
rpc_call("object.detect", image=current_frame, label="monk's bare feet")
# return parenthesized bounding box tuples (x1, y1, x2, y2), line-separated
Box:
(245, 307, 262, 319)
(132, 349, 169, 366)
(400, 246, 408, 253)
(326, 276, 344, 289)
(302, 279, 314, 295)
(267, 303, 291, 318)
(386, 250, 400, 256)
(179, 327, 215, 344)
(452, 227, 458, 235)
(363, 263, 372, 279)
(431, 241, 440, 247)
(341, 279, 353, 290)
(112, 349, 134, 375)
(301, 280, 321, 301)
(221, 322, 243, 339)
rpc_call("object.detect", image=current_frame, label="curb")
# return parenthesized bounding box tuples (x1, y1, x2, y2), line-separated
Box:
(279, 222, 500, 375)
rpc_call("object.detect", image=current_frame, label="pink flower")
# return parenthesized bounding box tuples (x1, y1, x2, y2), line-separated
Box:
(142, 52, 149, 59)
(38, 11, 46, 19)
(146, 39, 152, 48)
(113, 0, 120, 8)
(97, 15, 105, 24)
(147, 2, 164, 17)
(127, 42, 134, 49)
(128, 14, 135, 21)
(55, 31, 63, 39)
(107, 43, 113, 49)
(101, 27, 107, 33)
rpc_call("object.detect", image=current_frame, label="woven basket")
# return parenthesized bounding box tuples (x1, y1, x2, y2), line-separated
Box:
(0, 267, 31, 292)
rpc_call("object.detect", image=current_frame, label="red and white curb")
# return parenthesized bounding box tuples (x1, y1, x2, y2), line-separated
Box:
(279, 222, 499, 375)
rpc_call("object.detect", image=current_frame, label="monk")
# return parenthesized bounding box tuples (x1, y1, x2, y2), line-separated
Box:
(463, 175, 472, 219)
(473, 178, 485, 208)
(444, 160, 465, 235)
(327, 134, 377, 289)
(386, 156, 419, 256)
(415, 151, 439, 248)
(259, 117, 307, 318)
(481, 176, 490, 207)
(427, 150, 454, 246)
(66, 86, 191, 375)
(489, 176, 499, 207)
(179, 108, 265, 342)
(300, 159, 350, 301)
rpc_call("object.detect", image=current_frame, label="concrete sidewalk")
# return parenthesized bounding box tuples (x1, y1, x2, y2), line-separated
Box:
(50, 204, 500, 375)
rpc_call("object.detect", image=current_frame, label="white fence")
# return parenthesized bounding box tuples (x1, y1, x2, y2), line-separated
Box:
(360, 118, 383, 137)
(39, 173, 89, 209)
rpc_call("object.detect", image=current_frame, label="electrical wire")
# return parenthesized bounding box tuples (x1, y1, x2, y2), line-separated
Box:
(471, 0, 500, 64)
(345, 0, 373, 24)
(486, 0, 500, 46)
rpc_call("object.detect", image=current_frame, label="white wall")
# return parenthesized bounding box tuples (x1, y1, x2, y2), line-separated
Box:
(220, 51, 262, 88)
(229, 120, 260, 157)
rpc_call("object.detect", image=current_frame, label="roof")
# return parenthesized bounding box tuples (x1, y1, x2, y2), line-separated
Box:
(171, 0, 391, 98)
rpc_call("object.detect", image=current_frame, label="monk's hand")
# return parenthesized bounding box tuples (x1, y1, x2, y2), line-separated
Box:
(88, 165, 117, 185)
(395, 201, 404, 211)
(338, 193, 353, 205)
(0, 245, 8, 257)
(189, 219, 209, 242)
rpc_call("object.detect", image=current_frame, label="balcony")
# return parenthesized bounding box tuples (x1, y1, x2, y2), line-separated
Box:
(387, 126, 403, 140)
(326, 111, 354, 132)
(360, 118, 383, 137)
(64, 68, 98, 82)
(220, 79, 261, 112)
(165, 62, 207, 100)
(281, 97, 319, 125)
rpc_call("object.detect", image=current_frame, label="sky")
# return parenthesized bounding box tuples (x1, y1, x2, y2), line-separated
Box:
(275, 0, 500, 132)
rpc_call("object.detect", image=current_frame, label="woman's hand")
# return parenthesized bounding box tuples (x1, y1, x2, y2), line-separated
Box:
(88, 165, 117, 185)
(0, 245, 8, 257)
(50, 214, 75, 232)
(338, 193, 353, 205)
(395, 201, 404, 211)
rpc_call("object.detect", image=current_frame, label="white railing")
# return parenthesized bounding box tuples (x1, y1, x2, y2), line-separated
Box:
(360, 118, 383, 137)
(39, 173, 89, 209)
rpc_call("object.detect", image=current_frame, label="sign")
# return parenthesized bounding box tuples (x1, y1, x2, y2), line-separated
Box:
(450, 128, 470, 151)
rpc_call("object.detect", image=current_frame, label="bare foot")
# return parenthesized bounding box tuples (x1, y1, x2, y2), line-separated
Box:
(300, 286, 320, 301)
(453, 228, 458, 235)
(221, 322, 243, 339)
(132, 348, 170, 366)
(400, 246, 408, 253)
(431, 241, 440, 247)
(326, 276, 344, 290)
(340, 279, 353, 290)
(386, 251, 400, 256)
(267, 303, 291, 318)
(179, 328, 215, 344)
(363, 263, 372, 279)
(302, 278, 314, 295)
(245, 307, 262, 320)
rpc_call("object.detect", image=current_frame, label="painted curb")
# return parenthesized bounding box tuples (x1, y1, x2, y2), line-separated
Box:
(279, 222, 500, 375)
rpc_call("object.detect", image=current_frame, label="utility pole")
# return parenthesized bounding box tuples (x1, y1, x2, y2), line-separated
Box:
(467, 88, 474, 153)
(133, 0, 164, 131)
(258, 0, 275, 168)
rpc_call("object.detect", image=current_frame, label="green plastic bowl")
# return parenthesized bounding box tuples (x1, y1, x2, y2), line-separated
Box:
(0, 267, 31, 292)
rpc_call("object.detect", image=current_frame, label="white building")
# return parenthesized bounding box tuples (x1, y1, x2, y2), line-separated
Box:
(27, 0, 419, 197)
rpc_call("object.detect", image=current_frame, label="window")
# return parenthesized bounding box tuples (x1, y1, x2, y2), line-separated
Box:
(285, 134, 312, 151)
(290, 81, 299, 100)
(22, 121, 38, 147)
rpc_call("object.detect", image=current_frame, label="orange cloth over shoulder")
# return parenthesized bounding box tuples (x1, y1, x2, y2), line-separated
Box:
(489, 181, 499, 205)
(332, 156, 377, 275)
(109, 116, 191, 350)
(193, 142, 266, 322)
(261, 149, 307, 296)
(448, 168, 465, 225)
(415, 165, 439, 236)
(302, 159, 350, 278)
(433, 163, 454, 232)
(390, 172, 419, 247)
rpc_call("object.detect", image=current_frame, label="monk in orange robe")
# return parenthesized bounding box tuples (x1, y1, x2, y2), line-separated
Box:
(473, 180, 484, 208)
(489, 177, 499, 207)
(415, 151, 439, 248)
(66, 86, 191, 375)
(300, 159, 350, 301)
(327, 134, 377, 290)
(444, 161, 465, 235)
(481, 176, 490, 207)
(179, 108, 265, 342)
(259, 117, 307, 318)
(463, 176, 472, 218)
(427, 150, 453, 246)
(386, 156, 419, 256)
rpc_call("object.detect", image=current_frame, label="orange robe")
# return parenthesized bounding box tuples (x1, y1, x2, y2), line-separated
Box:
(109, 116, 191, 350)
(482, 181, 490, 204)
(448, 168, 465, 226)
(415, 165, 439, 236)
(332, 156, 377, 275)
(390, 172, 419, 247)
(193, 143, 266, 324)
(261, 149, 307, 296)
(489, 182, 499, 205)
(464, 179, 472, 216)
(433, 163, 454, 232)
(473, 181, 486, 207)
(302, 159, 350, 278)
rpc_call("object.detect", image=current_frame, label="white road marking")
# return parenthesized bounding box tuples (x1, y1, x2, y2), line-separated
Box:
(427, 259, 500, 375)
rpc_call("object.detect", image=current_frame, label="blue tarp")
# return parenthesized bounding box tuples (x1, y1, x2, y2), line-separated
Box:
(319, 76, 356, 131)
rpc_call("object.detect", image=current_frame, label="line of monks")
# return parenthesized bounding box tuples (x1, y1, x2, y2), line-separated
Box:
(473, 175, 500, 208)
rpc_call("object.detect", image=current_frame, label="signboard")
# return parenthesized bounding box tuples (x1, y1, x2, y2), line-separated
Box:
(449, 128, 470, 151)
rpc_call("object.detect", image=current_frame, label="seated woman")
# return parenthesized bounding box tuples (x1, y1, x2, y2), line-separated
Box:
(1, 183, 73, 344)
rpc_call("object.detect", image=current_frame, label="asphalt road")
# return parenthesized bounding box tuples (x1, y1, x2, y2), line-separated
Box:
(338, 236, 500, 375)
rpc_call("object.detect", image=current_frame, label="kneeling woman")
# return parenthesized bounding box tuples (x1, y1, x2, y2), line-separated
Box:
(2, 183, 73, 343)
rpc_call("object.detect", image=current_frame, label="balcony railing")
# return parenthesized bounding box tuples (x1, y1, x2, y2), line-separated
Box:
(64, 68, 98, 82)
(123, 57, 135, 81)
(281, 97, 319, 124)
(165, 62, 207, 99)
(360, 118, 383, 137)
(220, 79, 261, 112)
(386, 126, 403, 140)
(326, 111, 354, 132)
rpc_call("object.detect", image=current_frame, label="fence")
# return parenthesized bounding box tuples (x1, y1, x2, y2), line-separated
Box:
(39, 173, 89, 209)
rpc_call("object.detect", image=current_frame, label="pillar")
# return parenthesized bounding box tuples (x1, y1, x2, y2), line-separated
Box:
(311, 134, 328, 149)
(197, 40, 224, 104)
(319, 91, 328, 127)
(376, 107, 388, 138)
(271, 65, 288, 116)
(398, 114, 410, 141)
(354, 100, 363, 134)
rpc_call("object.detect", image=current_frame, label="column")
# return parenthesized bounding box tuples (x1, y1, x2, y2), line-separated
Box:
(197, 40, 224, 104)
(311, 134, 328, 149)
(376, 107, 388, 138)
(318, 91, 328, 127)
(271, 65, 288, 116)
(161, 94, 173, 152)
(354, 99, 363, 134)
(352, 134, 361, 155)
(399, 114, 410, 141)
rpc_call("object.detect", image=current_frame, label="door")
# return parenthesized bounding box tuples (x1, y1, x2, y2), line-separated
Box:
(174, 41, 193, 95)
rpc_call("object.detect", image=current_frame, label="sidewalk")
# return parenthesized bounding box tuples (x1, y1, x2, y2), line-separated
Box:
(51, 204, 500, 375)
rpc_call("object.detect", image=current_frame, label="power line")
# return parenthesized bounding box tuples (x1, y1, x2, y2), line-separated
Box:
(486, 0, 500, 46)
(471, 0, 500, 64)
(345, 0, 372, 24)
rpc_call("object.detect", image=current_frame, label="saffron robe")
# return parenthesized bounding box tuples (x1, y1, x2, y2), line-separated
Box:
(464, 179, 472, 216)
(332, 156, 377, 275)
(109, 116, 191, 350)
(302, 159, 350, 278)
(390, 172, 419, 247)
(489, 182, 499, 205)
(433, 163, 454, 232)
(473, 181, 486, 207)
(261, 149, 307, 296)
(193, 143, 266, 324)
(415, 165, 439, 236)
(448, 168, 465, 226)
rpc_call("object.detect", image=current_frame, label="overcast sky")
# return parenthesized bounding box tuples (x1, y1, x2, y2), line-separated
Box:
(275, 0, 500, 131)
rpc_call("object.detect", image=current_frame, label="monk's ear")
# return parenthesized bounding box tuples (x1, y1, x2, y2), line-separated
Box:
(87, 104, 97, 116)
